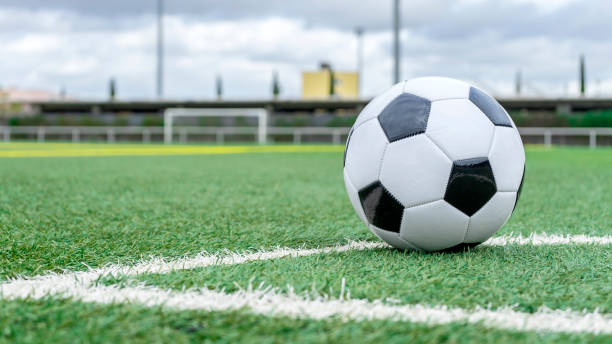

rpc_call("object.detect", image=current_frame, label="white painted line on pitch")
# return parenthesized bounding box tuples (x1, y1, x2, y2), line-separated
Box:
(483, 233, 612, 246)
(123, 240, 386, 275)
(95, 233, 612, 277)
(1, 279, 611, 335)
(1, 233, 610, 293)
(0, 241, 387, 298)
(109, 233, 612, 277)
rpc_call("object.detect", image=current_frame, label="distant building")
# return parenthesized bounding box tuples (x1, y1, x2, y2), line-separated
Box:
(0, 87, 69, 116)
(0, 87, 65, 102)
(302, 65, 359, 99)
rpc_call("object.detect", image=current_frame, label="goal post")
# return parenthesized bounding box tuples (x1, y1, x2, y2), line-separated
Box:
(163, 108, 268, 144)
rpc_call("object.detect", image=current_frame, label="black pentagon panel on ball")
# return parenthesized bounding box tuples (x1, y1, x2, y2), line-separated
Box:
(469, 87, 513, 127)
(444, 157, 497, 216)
(377, 93, 431, 142)
(513, 165, 526, 213)
(358, 181, 404, 233)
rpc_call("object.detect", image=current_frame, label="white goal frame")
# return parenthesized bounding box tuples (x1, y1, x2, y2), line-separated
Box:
(163, 108, 268, 144)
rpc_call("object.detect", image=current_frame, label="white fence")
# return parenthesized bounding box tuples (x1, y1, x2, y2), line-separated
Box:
(1, 126, 611, 147)
(518, 127, 612, 148)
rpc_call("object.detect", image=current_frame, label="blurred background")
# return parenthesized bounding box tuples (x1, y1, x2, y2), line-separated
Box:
(1, 0, 611, 144)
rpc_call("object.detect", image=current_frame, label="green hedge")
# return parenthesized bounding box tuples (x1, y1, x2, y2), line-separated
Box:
(8, 115, 106, 126)
(6, 110, 612, 128)
(565, 110, 612, 127)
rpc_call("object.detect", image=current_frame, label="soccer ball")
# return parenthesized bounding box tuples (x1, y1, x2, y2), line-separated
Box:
(343, 77, 525, 252)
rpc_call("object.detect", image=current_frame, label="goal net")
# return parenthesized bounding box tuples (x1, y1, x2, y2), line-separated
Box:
(163, 108, 268, 144)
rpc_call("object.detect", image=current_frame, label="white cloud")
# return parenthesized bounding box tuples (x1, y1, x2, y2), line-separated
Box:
(0, 10, 395, 99)
(511, 0, 577, 12)
(0, 2, 611, 100)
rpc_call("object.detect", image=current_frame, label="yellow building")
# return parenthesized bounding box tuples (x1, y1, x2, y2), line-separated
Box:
(302, 70, 359, 99)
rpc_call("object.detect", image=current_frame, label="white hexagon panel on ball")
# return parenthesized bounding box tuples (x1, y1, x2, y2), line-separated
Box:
(379, 135, 452, 208)
(488, 126, 526, 192)
(400, 200, 470, 252)
(426, 99, 495, 161)
(343, 119, 388, 191)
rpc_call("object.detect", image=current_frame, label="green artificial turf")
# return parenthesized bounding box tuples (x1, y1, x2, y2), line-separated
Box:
(0, 152, 366, 279)
(0, 145, 610, 343)
(510, 147, 612, 235)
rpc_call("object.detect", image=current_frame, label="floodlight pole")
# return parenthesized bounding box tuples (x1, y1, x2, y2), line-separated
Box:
(156, 0, 164, 99)
(355, 27, 364, 97)
(515, 69, 522, 96)
(392, 0, 401, 84)
(579, 54, 586, 97)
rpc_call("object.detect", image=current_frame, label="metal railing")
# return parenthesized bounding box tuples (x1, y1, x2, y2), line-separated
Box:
(518, 127, 612, 148)
(1, 126, 611, 147)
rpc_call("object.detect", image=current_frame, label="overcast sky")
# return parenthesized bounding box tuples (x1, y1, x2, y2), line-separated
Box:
(1, 0, 611, 99)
